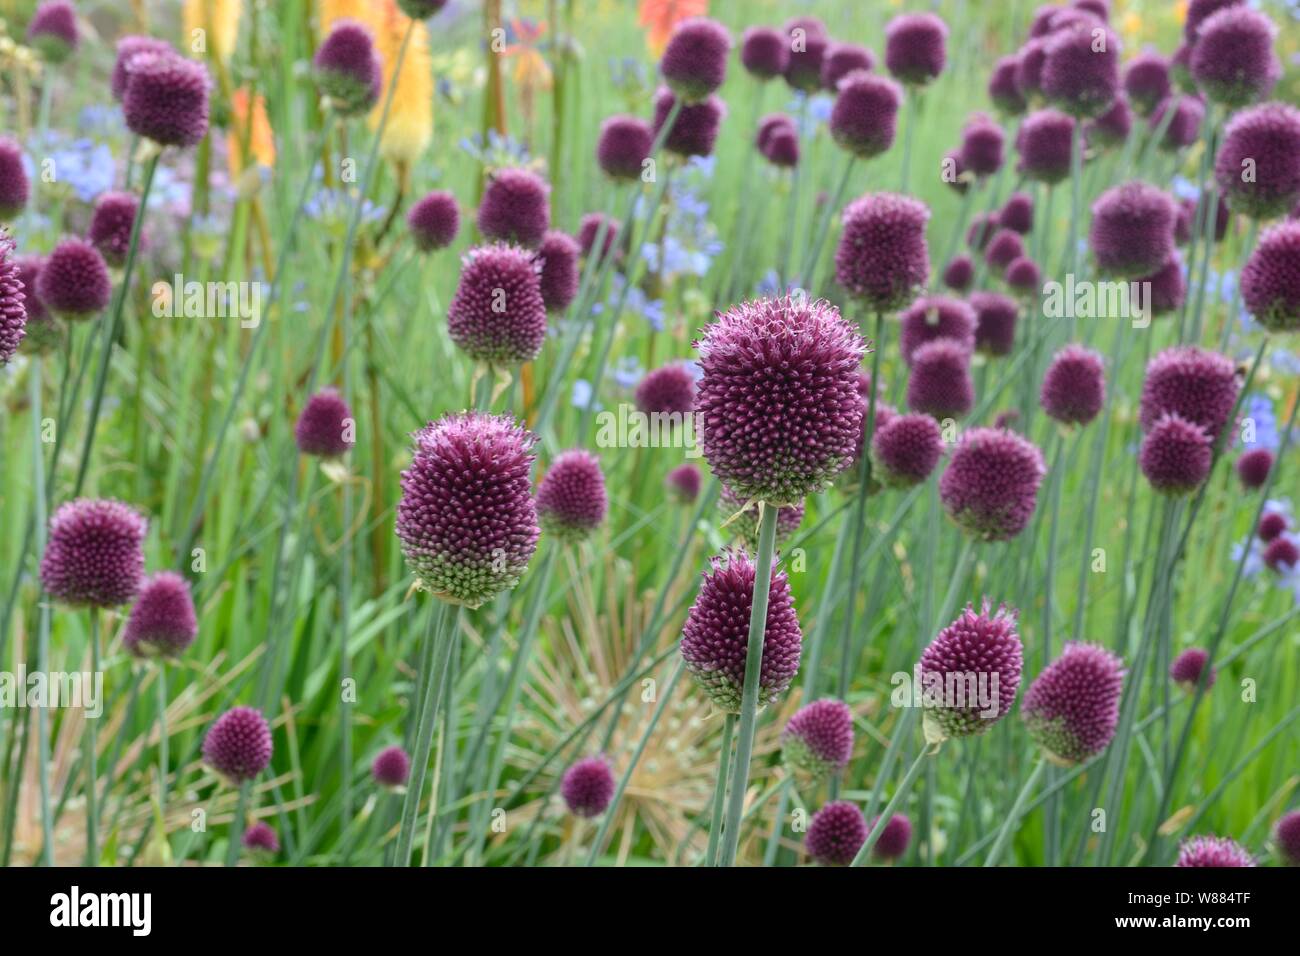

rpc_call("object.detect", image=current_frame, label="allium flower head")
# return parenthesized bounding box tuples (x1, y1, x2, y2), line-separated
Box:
(1241, 222, 1300, 333)
(0, 234, 25, 364)
(1023, 642, 1124, 764)
(15, 255, 59, 355)
(985, 229, 1026, 273)
(26, 1, 77, 63)
(88, 192, 145, 269)
(884, 13, 948, 86)
(829, 71, 902, 159)
(740, 26, 789, 80)
(871, 814, 912, 860)
(871, 413, 943, 488)
(295, 387, 355, 458)
(112, 36, 173, 101)
(1275, 811, 1300, 866)
(40, 498, 147, 608)
(1041, 22, 1121, 118)
(1041, 345, 1105, 425)
(1124, 51, 1171, 115)
(918, 600, 1024, 739)
(1140, 413, 1213, 494)
(960, 113, 1006, 177)
(372, 745, 411, 789)
(1016, 39, 1050, 102)
(835, 193, 930, 312)
(1006, 256, 1043, 297)
(203, 706, 273, 783)
(1139, 346, 1240, 438)
(1086, 94, 1132, 148)
(1089, 182, 1177, 279)
(635, 362, 695, 417)
(907, 340, 974, 421)
(36, 238, 110, 319)
(782, 17, 828, 92)
(1190, 6, 1279, 108)
(1000, 192, 1034, 235)
(1258, 511, 1287, 542)
(762, 127, 800, 168)
(694, 296, 866, 505)
(122, 50, 212, 148)
(822, 42, 875, 91)
(1170, 647, 1215, 692)
(537, 231, 580, 313)
(806, 801, 867, 865)
(1174, 195, 1229, 245)
(395, 412, 540, 608)
(1184, 0, 1245, 42)
(660, 17, 731, 102)
(719, 488, 803, 550)
(940, 428, 1046, 540)
(0, 138, 30, 221)
(680, 549, 802, 712)
(989, 56, 1027, 115)
(781, 698, 854, 778)
(537, 449, 607, 543)
(666, 463, 702, 504)
(123, 571, 198, 659)
(1176, 835, 1254, 867)
(757, 114, 796, 153)
(899, 296, 976, 363)
(653, 88, 724, 158)
(597, 115, 653, 181)
(447, 244, 547, 367)
(1150, 94, 1204, 152)
(1263, 536, 1299, 573)
(1215, 103, 1300, 220)
(314, 20, 382, 116)
(561, 755, 615, 818)
(1235, 448, 1273, 490)
(1028, 5, 1063, 39)
(943, 255, 974, 292)
(242, 822, 278, 854)
(407, 190, 460, 252)
(1017, 109, 1076, 183)
(577, 213, 621, 263)
(477, 168, 550, 249)
(971, 291, 1019, 357)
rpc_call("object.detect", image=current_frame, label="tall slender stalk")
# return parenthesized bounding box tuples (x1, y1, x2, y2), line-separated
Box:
(984, 754, 1046, 866)
(706, 714, 735, 866)
(851, 745, 932, 866)
(30, 362, 54, 866)
(85, 609, 101, 865)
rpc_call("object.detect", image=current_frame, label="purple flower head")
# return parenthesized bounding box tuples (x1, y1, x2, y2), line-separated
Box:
(122, 571, 198, 659)
(1150, 94, 1204, 151)
(577, 212, 621, 263)
(1174, 195, 1229, 245)
(88, 192, 144, 269)
(1006, 256, 1043, 297)
(971, 291, 1019, 357)
(781, 698, 854, 778)
(1000, 193, 1035, 235)
(1264, 536, 1299, 573)
(757, 113, 796, 153)
(761, 124, 799, 167)
(943, 255, 974, 293)
(121, 50, 211, 148)
(1275, 811, 1300, 866)
(1042, 345, 1105, 425)
(40, 499, 146, 608)
(829, 71, 902, 159)
(1029, 5, 1064, 39)
(694, 296, 866, 505)
(1049, 7, 1103, 31)
(899, 296, 976, 364)
(1191, 7, 1279, 108)
(536, 230, 580, 313)
(372, 744, 410, 788)
(1089, 182, 1177, 279)
(1235, 448, 1273, 490)
(203, 706, 273, 783)
(836, 192, 930, 312)
(989, 56, 1027, 116)
(537, 449, 608, 543)
(1042, 22, 1121, 118)
(561, 755, 615, 818)
(1023, 642, 1124, 764)
(1176, 835, 1255, 867)
(870, 813, 912, 860)
(36, 237, 110, 319)
(314, 20, 383, 116)
(666, 463, 702, 504)
(0, 138, 30, 221)
(1242, 221, 1300, 333)
(635, 362, 695, 417)
(653, 88, 724, 158)
(1076, 0, 1111, 22)
(27, 0, 77, 63)
(1017, 39, 1050, 102)
(112, 36, 173, 102)
(0, 234, 25, 364)
(806, 801, 867, 865)
(477, 168, 550, 249)
(680, 549, 802, 712)
(1124, 51, 1172, 115)
(782, 17, 829, 92)
(919, 600, 1024, 739)
(967, 213, 1000, 251)
(872, 413, 943, 487)
(1170, 647, 1215, 692)
(447, 244, 547, 367)
(740, 26, 789, 80)
(597, 115, 653, 181)
(1017, 109, 1076, 183)
(1136, 257, 1187, 317)
(960, 113, 1006, 177)
(295, 387, 355, 458)
(1215, 102, 1300, 220)
(1140, 413, 1213, 494)
(1258, 511, 1287, 542)
(884, 12, 948, 86)
(661, 17, 731, 103)
(908, 340, 974, 421)
(985, 229, 1026, 274)
(407, 190, 460, 252)
(396, 412, 540, 608)
(1185, 0, 1245, 41)
(940, 427, 1046, 540)
(242, 822, 278, 854)
(822, 42, 875, 91)
(719, 487, 804, 550)
(1085, 94, 1133, 149)
(15, 255, 60, 355)
(1140, 346, 1240, 437)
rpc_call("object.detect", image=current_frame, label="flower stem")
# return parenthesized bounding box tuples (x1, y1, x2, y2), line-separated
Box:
(85, 608, 100, 865)
(31, 361, 54, 866)
(851, 745, 931, 866)
(983, 754, 1047, 866)
(706, 714, 736, 867)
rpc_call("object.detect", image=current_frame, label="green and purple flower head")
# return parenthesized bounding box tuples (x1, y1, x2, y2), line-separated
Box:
(918, 600, 1024, 741)
(806, 801, 867, 865)
(40, 498, 147, 608)
(940, 427, 1046, 541)
(123, 571, 198, 659)
(1023, 642, 1124, 765)
(203, 706, 273, 784)
(1176, 835, 1254, 867)
(536, 449, 608, 544)
(781, 698, 854, 778)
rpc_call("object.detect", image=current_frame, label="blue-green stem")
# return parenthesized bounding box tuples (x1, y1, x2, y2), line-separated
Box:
(30, 362, 54, 866)
(85, 609, 100, 865)
(851, 745, 932, 866)
(707, 714, 736, 866)
(984, 753, 1047, 866)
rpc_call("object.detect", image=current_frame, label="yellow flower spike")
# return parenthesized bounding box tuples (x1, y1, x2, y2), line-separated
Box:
(369, 0, 433, 167)
(182, 0, 242, 62)
(227, 88, 276, 178)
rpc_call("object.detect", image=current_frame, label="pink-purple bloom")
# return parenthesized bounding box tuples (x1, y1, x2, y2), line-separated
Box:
(829, 71, 902, 159)
(1089, 182, 1177, 279)
(26, 0, 77, 63)
(123, 571, 198, 659)
(918, 601, 1024, 739)
(835, 193, 930, 312)
(1235, 448, 1273, 490)
(1140, 413, 1213, 494)
(121, 50, 211, 148)
(782, 17, 828, 92)
(1000, 192, 1035, 234)
(660, 17, 731, 102)
(1017, 109, 1076, 183)
(477, 168, 550, 249)
(1170, 647, 1215, 692)
(940, 427, 1046, 541)
(1214, 103, 1300, 220)
(781, 698, 854, 777)
(1275, 811, 1300, 866)
(907, 339, 974, 421)
(971, 291, 1019, 357)
(203, 706, 273, 783)
(0, 138, 30, 221)
(806, 801, 867, 865)
(596, 115, 653, 181)
(1139, 346, 1240, 439)
(653, 88, 724, 158)
(666, 463, 702, 504)
(0, 233, 24, 365)
(407, 190, 460, 252)
(635, 363, 695, 417)
(1241, 221, 1300, 333)
(1041, 345, 1106, 425)
(87, 191, 144, 268)
(1023, 642, 1124, 764)
(870, 814, 912, 861)
(373, 746, 411, 788)
(1041, 21, 1121, 118)
(1190, 6, 1280, 108)
(537, 449, 608, 543)
(871, 413, 943, 488)
(1176, 835, 1255, 867)
(314, 20, 383, 116)
(561, 756, 615, 818)
(1150, 94, 1204, 151)
(537, 230, 580, 313)
(822, 42, 875, 91)
(447, 244, 547, 367)
(40, 499, 147, 608)
(739, 26, 789, 80)
(989, 56, 1027, 115)
(884, 13, 948, 86)
(36, 237, 111, 319)
(899, 296, 976, 364)
(942, 255, 974, 292)
(295, 387, 355, 458)
(1124, 51, 1172, 115)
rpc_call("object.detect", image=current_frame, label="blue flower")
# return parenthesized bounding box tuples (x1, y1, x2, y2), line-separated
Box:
(613, 356, 643, 390)
(1239, 393, 1279, 450)
(571, 379, 600, 411)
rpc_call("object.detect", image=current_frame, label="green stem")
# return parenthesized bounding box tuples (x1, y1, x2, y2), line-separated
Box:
(851, 746, 931, 866)
(157, 663, 168, 821)
(983, 755, 1047, 866)
(31, 362, 54, 866)
(85, 609, 100, 865)
(706, 714, 736, 867)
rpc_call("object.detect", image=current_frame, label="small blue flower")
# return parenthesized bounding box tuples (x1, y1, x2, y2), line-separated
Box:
(571, 379, 599, 410)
